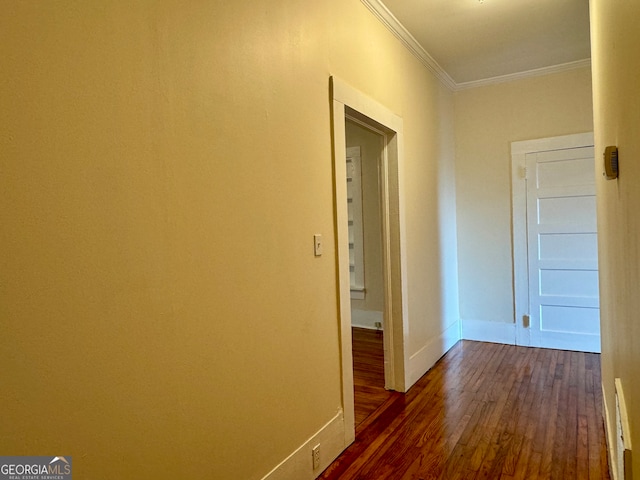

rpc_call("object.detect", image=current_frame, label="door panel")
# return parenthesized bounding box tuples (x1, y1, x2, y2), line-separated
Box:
(538, 195, 596, 225)
(526, 146, 600, 352)
(536, 155, 594, 187)
(540, 305, 600, 335)
(539, 233, 597, 261)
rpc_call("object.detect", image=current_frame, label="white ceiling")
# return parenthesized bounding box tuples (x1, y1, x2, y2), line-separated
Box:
(370, 0, 591, 87)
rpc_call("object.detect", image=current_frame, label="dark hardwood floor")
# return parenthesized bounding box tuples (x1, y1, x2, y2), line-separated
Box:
(321, 338, 610, 480)
(352, 327, 394, 433)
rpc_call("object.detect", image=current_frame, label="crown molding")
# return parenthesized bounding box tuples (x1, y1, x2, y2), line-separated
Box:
(361, 0, 457, 91)
(454, 58, 592, 91)
(361, 0, 592, 92)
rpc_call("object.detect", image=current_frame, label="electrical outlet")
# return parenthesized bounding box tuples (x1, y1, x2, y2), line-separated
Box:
(312, 444, 320, 470)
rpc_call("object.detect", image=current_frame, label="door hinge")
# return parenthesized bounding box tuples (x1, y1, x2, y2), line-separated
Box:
(522, 314, 530, 328)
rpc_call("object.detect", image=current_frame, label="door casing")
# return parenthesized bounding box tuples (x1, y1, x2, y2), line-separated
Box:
(330, 76, 410, 446)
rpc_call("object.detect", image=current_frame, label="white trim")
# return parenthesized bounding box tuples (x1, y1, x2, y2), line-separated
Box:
(349, 288, 365, 300)
(378, 125, 401, 391)
(330, 94, 356, 446)
(603, 380, 634, 480)
(260, 410, 345, 480)
(511, 132, 594, 155)
(603, 384, 618, 480)
(511, 143, 530, 348)
(361, 0, 591, 92)
(332, 77, 403, 132)
(510, 133, 595, 348)
(330, 76, 411, 450)
(461, 319, 516, 345)
(615, 378, 633, 480)
(455, 59, 592, 91)
(408, 320, 460, 386)
(360, 0, 457, 91)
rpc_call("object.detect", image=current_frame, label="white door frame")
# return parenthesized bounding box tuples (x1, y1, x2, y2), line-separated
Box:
(511, 132, 594, 347)
(330, 76, 410, 446)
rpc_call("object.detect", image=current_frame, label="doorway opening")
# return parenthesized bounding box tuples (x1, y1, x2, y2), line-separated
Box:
(330, 76, 409, 446)
(345, 116, 394, 431)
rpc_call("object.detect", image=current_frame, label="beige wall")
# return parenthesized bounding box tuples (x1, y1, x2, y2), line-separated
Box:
(346, 120, 384, 316)
(454, 69, 594, 326)
(590, 1, 640, 477)
(0, 1, 457, 479)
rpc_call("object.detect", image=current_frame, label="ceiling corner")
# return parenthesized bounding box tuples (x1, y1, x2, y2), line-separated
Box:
(361, 0, 457, 91)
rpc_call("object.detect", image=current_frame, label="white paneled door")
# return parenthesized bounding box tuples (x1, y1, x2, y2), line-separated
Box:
(526, 146, 600, 352)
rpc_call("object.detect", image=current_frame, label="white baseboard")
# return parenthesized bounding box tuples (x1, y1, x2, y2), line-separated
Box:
(261, 410, 345, 480)
(461, 318, 516, 345)
(407, 320, 460, 388)
(603, 383, 618, 480)
(612, 378, 633, 480)
(351, 309, 383, 330)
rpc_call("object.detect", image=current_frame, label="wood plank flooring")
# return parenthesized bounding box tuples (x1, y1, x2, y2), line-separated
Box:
(321, 337, 610, 480)
(352, 327, 394, 433)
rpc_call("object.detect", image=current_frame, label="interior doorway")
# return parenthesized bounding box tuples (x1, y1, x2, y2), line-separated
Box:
(330, 76, 409, 446)
(345, 118, 389, 430)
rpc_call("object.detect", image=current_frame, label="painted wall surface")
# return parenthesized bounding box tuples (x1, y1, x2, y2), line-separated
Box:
(590, 1, 640, 477)
(346, 120, 384, 318)
(453, 69, 594, 326)
(0, 1, 457, 479)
